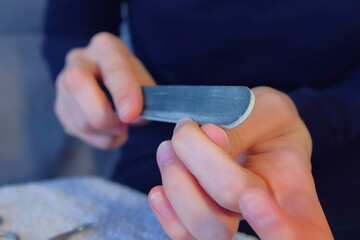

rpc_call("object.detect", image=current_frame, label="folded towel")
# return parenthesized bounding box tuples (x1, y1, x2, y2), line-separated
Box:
(0, 177, 256, 240)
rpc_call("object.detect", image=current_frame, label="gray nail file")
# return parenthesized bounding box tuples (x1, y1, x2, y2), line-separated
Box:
(141, 86, 255, 129)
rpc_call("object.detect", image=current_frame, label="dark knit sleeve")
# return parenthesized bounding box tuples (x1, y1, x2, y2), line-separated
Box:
(289, 66, 360, 158)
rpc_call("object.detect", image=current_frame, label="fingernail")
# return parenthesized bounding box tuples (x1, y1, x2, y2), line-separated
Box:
(157, 141, 176, 165)
(174, 118, 194, 133)
(219, 127, 230, 153)
(119, 99, 134, 121)
(150, 191, 172, 219)
(239, 190, 274, 227)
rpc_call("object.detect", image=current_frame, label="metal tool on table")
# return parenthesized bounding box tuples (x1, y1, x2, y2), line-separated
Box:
(48, 223, 94, 240)
(106, 85, 255, 129)
(0, 230, 20, 240)
(0, 216, 20, 240)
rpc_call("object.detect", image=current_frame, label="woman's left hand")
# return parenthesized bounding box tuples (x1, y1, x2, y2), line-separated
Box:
(148, 87, 333, 240)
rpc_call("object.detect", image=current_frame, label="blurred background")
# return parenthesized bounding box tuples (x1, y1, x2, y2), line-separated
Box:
(0, 0, 127, 184)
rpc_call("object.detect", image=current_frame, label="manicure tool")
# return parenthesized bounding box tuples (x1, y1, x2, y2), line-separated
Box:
(140, 86, 254, 128)
(48, 223, 94, 240)
(0, 230, 20, 240)
(104, 85, 255, 129)
(0, 216, 20, 240)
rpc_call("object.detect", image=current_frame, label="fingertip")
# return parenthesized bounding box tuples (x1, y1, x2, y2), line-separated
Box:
(173, 118, 196, 133)
(239, 188, 276, 227)
(149, 186, 173, 219)
(157, 140, 176, 166)
(117, 97, 142, 123)
(149, 186, 195, 240)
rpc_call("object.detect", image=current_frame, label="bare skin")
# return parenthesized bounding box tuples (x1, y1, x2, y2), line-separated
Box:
(55, 32, 333, 239)
(148, 88, 333, 240)
(55, 32, 155, 149)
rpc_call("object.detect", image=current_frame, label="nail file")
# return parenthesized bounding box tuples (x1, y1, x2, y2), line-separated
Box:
(140, 86, 254, 129)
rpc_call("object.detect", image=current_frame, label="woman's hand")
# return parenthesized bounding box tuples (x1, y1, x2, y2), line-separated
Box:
(148, 87, 333, 240)
(55, 32, 155, 149)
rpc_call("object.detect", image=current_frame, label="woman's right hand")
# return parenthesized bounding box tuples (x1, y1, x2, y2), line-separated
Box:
(55, 32, 155, 149)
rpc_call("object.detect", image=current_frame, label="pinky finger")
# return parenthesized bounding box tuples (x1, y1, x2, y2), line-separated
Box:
(148, 186, 195, 240)
(239, 188, 297, 240)
(238, 188, 333, 240)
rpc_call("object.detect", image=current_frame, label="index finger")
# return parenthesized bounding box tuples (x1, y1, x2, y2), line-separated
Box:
(171, 118, 269, 212)
(88, 33, 153, 123)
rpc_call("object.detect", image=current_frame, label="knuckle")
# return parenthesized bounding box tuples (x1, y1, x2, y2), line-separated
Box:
(77, 119, 93, 133)
(196, 219, 235, 240)
(103, 55, 127, 75)
(62, 66, 86, 91)
(89, 113, 111, 130)
(226, 127, 247, 157)
(65, 48, 85, 64)
(280, 148, 301, 161)
(217, 181, 240, 211)
(90, 32, 129, 56)
(264, 89, 298, 126)
(273, 149, 311, 185)
(165, 225, 193, 240)
(90, 32, 120, 50)
(276, 149, 303, 170)
(172, 124, 194, 145)
(98, 135, 127, 150)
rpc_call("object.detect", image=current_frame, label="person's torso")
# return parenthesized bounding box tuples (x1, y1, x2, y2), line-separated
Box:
(129, 0, 360, 90)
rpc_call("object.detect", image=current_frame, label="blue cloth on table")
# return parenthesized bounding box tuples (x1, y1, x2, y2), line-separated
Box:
(0, 177, 255, 240)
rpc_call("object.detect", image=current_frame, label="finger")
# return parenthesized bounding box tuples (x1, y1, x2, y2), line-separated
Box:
(57, 79, 98, 134)
(148, 186, 195, 240)
(88, 33, 155, 123)
(157, 141, 240, 240)
(55, 88, 128, 149)
(55, 79, 98, 135)
(172, 118, 269, 212)
(56, 101, 127, 149)
(54, 97, 80, 135)
(58, 75, 128, 137)
(239, 188, 296, 240)
(76, 131, 128, 149)
(224, 87, 310, 158)
(61, 49, 124, 134)
(243, 152, 329, 231)
(240, 188, 333, 240)
(200, 124, 229, 152)
(130, 54, 156, 86)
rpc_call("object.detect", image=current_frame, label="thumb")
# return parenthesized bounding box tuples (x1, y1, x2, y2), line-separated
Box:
(224, 87, 303, 158)
(238, 188, 296, 240)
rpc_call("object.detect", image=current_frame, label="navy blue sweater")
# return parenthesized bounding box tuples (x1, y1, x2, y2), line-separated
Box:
(43, 0, 360, 238)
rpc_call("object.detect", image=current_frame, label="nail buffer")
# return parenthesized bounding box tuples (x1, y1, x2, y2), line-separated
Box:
(140, 86, 254, 129)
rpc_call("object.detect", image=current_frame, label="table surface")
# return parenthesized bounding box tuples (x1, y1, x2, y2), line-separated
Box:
(0, 177, 256, 240)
